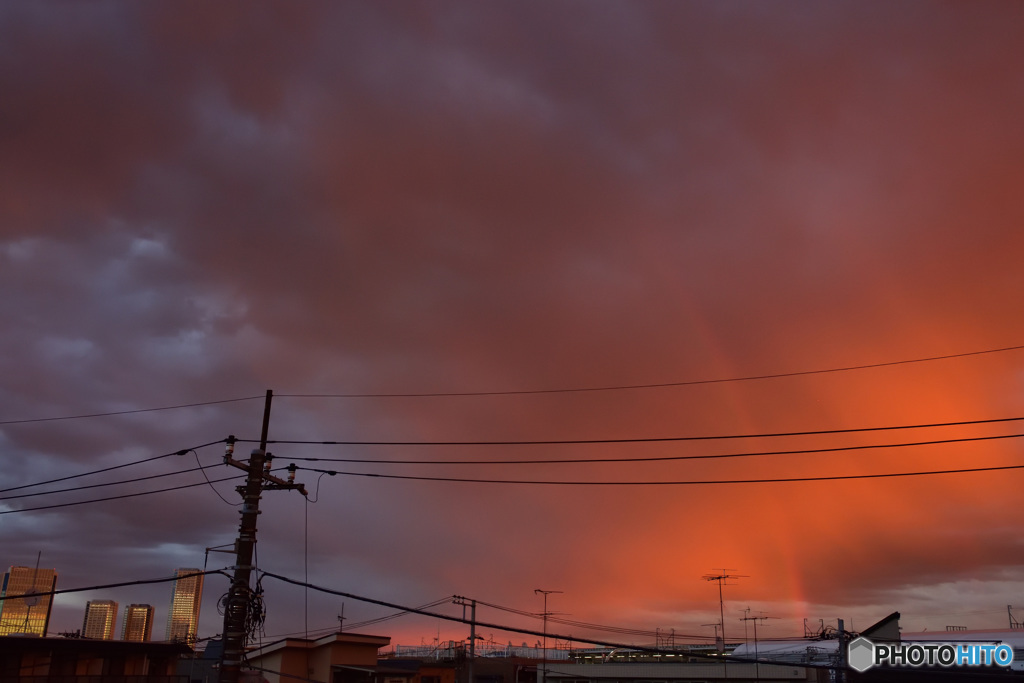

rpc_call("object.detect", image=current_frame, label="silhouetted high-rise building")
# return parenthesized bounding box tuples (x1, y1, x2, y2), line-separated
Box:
(166, 568, 203, 644)
(0, 565, 58, 637)
(82, 599, 118, 640)
(122, 603, 155, 642)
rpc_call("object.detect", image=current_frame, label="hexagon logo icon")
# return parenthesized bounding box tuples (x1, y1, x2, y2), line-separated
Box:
(848, 637, 875, 673)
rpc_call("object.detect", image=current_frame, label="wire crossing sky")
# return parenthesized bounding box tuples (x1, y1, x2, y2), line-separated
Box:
(4, 340, 1022, 424)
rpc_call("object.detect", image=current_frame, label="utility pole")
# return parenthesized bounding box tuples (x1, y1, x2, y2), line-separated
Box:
(219, 390, 307, 683)
(836, 619, 846, 683)
(534, 589, 562, 683)
(742, 607, 750, 654)
(453, 596, 477, 683)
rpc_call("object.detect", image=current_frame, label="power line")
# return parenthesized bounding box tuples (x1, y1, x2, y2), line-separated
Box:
(3, 341, 1022, 426)
(475, 598, 710, 640)
(548, 616, 705, 640)
(293, 462, 1024, 487)
(276, 343, 1024, 398)
(234, 415, 1024, 448)
(0, 462, 222, 501)
(254, 570, 840, 670)
(1, 397, 264, 423)
(11, 568, 228, 601)
(193, 448, 241, 507)
(256, 570, 666, 651)
(341, 597, 456, 632)
(0, 472, 251, 515)
(262, 432, 1024, 467)
(474, 599, 539, 620)
(4, 434, 1018, 504)
(260, 597, 465, 642)
(0, 439, 227, 494)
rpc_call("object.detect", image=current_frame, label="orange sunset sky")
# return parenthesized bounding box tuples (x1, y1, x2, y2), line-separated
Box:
(2, 1, 1024, 648)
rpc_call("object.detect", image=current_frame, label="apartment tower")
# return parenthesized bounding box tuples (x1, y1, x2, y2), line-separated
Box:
(122, 603, 155, 641)
(82, 599, 118, 639)
(165, 568, 203, 644)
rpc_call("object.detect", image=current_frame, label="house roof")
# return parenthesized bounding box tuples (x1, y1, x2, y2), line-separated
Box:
(246, 631, 391, 658)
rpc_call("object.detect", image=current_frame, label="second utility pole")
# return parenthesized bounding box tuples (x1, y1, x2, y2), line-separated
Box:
(453, 596, 477, 683)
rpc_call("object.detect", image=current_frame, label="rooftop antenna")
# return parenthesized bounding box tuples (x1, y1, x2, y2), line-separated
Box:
(20, 552, 42, 635)
(702, 622, 722, 650)
(740, 612, 777, 681)
(702, 570, 746, 652)
(703, 569, 746, 677)
(804, 618, 826, 638)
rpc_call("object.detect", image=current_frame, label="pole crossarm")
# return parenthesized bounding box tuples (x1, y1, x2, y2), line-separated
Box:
(224, 452, 308, 496)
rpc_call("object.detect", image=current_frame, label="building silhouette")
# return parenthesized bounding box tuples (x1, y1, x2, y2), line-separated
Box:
(0, 565, 58, 636)
(122, 603, 155, 642)
(165, 568, 203, 644)
(82, 599, 118, 640)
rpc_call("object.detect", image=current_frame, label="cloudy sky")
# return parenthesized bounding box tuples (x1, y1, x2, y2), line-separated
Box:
(3, 1, 1024, 649)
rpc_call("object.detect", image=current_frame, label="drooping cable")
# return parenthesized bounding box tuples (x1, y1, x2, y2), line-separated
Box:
(254, 571, 837, 670)
(0, 468, 288, 515)
(293, 461, 1024, 487)
(233, 415, 1024, 450)
(0, 396, 263, 425)
(11, 568, 228, 601)
(0, 439, 227, 494)
(3, 342, 1023, 426)
(340, 597, 456, 632)
(193, 449, 240, 506)
(275, 342, 1024, 398)
(0, 463, 216, 501)
(262, 432, 1024, 466)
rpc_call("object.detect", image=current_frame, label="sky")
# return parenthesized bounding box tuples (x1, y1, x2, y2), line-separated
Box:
(3, 0, 1024, 651)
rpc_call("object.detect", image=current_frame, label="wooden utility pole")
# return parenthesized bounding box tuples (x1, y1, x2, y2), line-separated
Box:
(453, 596, 477, 683)
(219, 390, 307, 683)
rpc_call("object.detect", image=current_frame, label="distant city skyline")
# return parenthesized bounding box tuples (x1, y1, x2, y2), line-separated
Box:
(0, 560, 214, 643)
